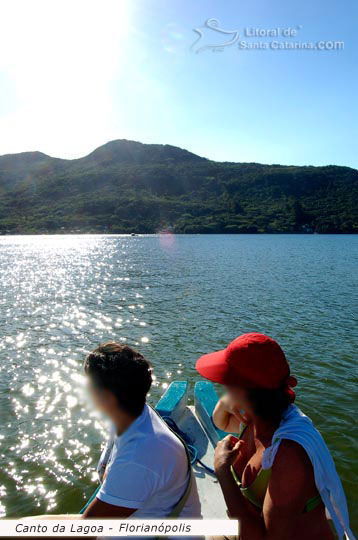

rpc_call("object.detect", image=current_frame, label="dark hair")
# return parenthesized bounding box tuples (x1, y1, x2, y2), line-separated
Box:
(84, 342, 152, 417)
(247, 385, 292, 424)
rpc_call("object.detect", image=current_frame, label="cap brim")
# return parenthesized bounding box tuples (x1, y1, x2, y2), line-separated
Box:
(196, 349, 230, 384)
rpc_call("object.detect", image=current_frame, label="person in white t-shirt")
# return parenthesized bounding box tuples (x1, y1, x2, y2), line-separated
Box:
(23, 342, 201, 540)
(82, 341, 202, 526)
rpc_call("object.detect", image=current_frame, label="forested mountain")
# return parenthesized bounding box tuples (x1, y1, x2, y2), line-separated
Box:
(0, 139, 357, 234)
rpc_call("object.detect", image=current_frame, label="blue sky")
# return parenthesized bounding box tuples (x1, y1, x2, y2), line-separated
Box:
(0, 0, 357, 167)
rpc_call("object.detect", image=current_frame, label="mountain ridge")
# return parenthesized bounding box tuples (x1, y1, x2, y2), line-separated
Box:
(1, 140, 356, 169)
(0, 139, 357, 234)
(0, 140, 207, 164)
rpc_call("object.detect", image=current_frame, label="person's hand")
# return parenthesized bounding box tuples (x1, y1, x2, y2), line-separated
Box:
(214, 434, 246, 476)
(220, 395, 251, 425)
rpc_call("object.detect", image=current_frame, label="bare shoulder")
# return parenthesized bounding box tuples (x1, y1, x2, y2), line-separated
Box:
(267, 439, 314, 508)
(263, 441, 323, 537)
(273, 439, 312, 473)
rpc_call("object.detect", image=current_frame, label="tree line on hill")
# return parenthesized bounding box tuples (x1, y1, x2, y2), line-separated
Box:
(0, 140, 357, 234)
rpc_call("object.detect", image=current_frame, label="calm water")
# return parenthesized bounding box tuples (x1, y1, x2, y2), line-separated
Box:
(0, 234, 357, 529)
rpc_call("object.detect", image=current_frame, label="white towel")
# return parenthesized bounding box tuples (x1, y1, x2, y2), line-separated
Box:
(261, 404, 355, 540)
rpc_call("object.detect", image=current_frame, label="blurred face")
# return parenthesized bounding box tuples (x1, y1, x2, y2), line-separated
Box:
(225, 384, 254, 418)
(87, 378, 119, 418)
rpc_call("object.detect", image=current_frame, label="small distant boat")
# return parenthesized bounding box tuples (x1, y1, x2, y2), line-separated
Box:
(131, 232, 137, 236)
(156, 381, 229, 518)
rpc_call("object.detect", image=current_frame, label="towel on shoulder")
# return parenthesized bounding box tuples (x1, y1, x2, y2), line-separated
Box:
(262, 404, 355, 540)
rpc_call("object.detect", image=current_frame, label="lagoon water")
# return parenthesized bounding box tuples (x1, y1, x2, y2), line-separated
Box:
(0, 234, 357, 529)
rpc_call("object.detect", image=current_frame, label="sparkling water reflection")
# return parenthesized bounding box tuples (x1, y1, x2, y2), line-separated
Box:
(0, 234, 357, 530)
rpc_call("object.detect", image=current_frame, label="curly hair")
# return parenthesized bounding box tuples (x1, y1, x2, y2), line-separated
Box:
(84, 342, 152, 417)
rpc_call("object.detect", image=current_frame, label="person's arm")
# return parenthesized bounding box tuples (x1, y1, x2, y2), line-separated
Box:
(212, 395, 248, 433)
(25, 458, 148, 521)
(83, 497, 136, 518)
(214, 436, 313, 540)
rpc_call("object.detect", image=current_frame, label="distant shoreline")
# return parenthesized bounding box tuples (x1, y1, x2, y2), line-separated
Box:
(1, 140, 357, 237)
(1, 231, 357, 237)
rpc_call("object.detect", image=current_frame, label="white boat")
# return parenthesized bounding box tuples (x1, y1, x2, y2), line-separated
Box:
(155, 381, 229, 519)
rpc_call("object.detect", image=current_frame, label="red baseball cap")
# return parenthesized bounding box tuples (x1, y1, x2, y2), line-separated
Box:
(196, 333, 294, 390)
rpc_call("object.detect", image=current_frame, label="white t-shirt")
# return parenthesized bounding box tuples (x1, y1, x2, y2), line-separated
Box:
(97, 404, 201, 525)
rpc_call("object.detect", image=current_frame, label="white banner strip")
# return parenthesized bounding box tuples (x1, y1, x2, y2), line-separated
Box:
(0, 519, 238, 537)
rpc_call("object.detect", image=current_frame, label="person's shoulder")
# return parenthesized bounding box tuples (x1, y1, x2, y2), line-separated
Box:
(273, 439, 312, 471)
(144, 409, 187, 463)
(146, 407, 182, 443)
(109, 442, 160, 483)
(266, 440, 315, 511)
(270, 439, 313, 497)
(123, 405, 185, 461)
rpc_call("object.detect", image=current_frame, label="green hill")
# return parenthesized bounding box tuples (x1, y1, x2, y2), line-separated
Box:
(0, 139, 357, 234)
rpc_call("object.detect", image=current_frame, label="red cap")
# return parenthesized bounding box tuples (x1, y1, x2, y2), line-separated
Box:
(196, 333, 293, 390)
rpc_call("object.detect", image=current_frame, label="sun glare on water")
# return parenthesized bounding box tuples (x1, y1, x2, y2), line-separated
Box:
(0, 0, 129, 158)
